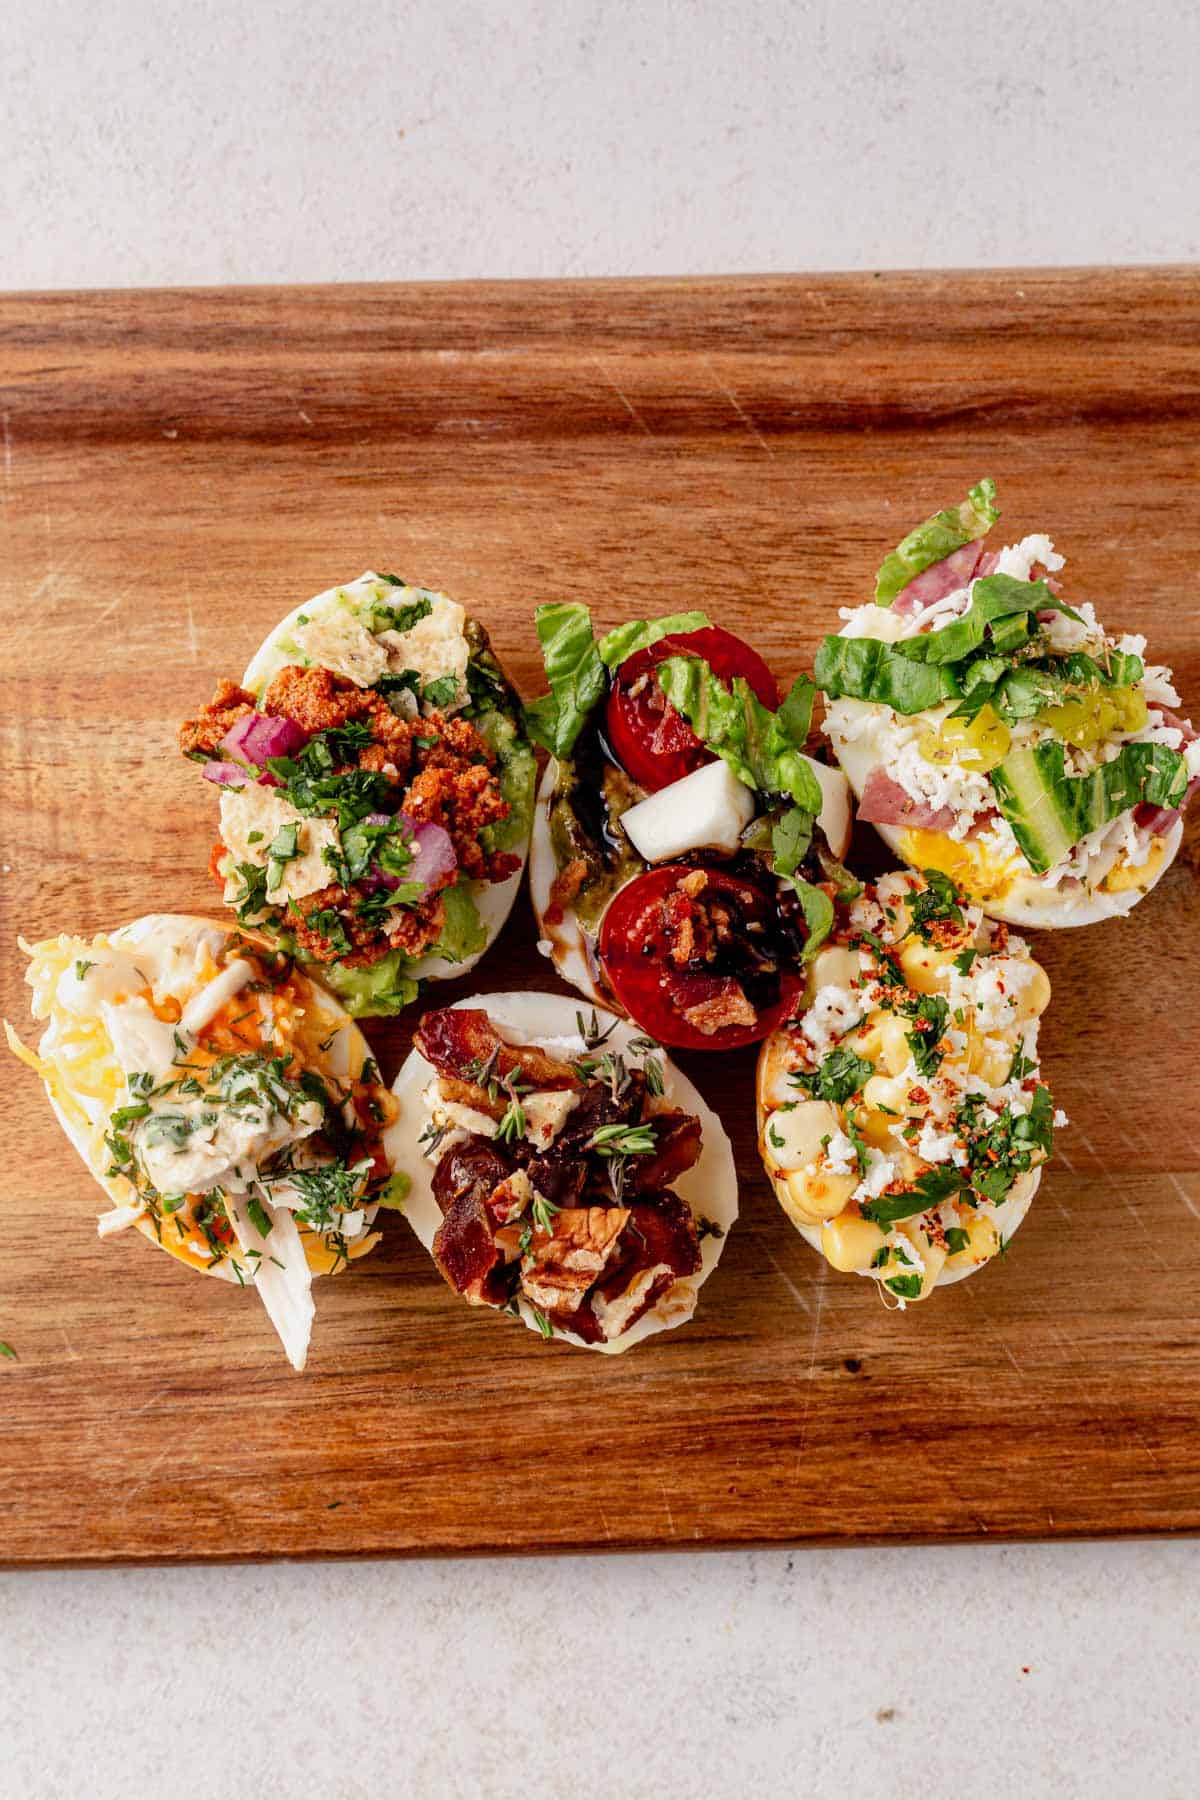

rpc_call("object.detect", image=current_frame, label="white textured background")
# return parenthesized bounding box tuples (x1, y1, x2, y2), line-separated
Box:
(2, 3, 1199, 1797)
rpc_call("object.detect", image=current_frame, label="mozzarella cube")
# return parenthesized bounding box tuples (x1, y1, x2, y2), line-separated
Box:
(620, 760, 755, 863)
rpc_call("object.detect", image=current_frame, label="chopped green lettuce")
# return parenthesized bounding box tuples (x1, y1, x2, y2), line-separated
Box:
(991, 740, 1189, 874)
(596, 611, 709, 669)
(815, 576, 1083, 717)
(432, 881, 489, 963)
(874, 479, 1000, 607)
(813, 634, 960, 714)
(653, 659, 822, 811)
(524, 603, 710, 759)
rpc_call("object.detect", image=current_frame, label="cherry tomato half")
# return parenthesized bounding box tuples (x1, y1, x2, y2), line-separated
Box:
(605, 627, 779, 793)
(598, 862, 802, 1051)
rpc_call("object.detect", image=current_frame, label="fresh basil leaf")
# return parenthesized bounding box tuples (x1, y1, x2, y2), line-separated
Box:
(771, 806, 813, 877)
(792, 877, 835, 963)
(874, 479, 1000, 607)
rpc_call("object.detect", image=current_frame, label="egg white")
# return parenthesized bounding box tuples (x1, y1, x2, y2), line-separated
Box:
(242, 576, 529, 978)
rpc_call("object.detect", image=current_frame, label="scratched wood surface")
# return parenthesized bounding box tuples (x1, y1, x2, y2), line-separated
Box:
(1, 269, 1199, 1567)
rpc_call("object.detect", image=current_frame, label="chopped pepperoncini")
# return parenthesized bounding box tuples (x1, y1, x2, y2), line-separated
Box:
(918, 704, 1012, 772)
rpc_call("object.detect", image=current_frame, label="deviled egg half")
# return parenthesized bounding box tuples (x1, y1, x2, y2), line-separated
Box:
(386, 991, 737, 1352)
(526, 602, 853, 1049)
(815, 481, 1198, 926)
(178, 572, 536, 1017)
(756, 870, 1065, 1306)
(7, 915, 405, 1368)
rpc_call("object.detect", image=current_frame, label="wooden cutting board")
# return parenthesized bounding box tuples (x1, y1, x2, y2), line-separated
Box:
(2, 269, 1198, 1566)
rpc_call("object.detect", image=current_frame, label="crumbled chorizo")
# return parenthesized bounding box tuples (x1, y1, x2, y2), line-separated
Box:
(263, 665, 373, 734)
(178, 678, 256, 757)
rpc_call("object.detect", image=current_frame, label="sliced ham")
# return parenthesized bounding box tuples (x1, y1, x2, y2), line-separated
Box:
(893, 541, 986, 619)
(858, 768, 957, 833)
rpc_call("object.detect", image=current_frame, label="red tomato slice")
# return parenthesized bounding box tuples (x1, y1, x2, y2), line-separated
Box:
(598, 862, 802, 1051)
(605, 627, 778, 793)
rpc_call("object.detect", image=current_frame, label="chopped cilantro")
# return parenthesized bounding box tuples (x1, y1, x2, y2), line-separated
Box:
(944, 1226, 971, 1255)
(1005, 1039, 1037, 1085)
(904, 869, 966, 944)
(861, 1165, 961, 1226)
(74, 959, 95, 980)
(371, 594, 432, 633)
(953, 948, 979, 975)
(422, 674, 460, 710)
(0, 1341, 16, 1362)
(790, 1046, 874, 1105)
(885, 1272, 923, 1300)
(904, 994, 950, 1078)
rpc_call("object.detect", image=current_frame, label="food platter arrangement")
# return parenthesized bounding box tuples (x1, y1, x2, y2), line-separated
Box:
(10, 480, 1196, 1371)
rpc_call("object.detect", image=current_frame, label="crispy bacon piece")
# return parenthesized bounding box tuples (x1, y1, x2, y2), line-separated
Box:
(430, 1138, 515, 1304)
(431, 1186, 508, 1306)
(431, 1137, 513, 1220)
(416, 1008, 580, 1091)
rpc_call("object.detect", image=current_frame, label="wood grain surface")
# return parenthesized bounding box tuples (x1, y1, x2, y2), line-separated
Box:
(1, 268, 1198, 1566)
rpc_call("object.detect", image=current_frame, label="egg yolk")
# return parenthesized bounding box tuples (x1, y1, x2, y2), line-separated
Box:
(899, 827, 1019, 902)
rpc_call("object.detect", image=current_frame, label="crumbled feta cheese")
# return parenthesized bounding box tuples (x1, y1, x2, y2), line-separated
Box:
(891, 737, 993, 840)
(219, 786, 341, 906)
(837, 603, 908, 643)
(853, 1148, 898, 1204)
(916, 1120, 958, 1164)
(821, 1129, 859, 1176)
(422, 1077, 498, 1153)
(1187, 741, 1200, 780)
(848, 893, 885, 935)
(1117, 631, 1148, 660)
(1042, 598, 1102, 650)
(1053, 1109, 1069, 1128)
(965, 959, 1036, 1031)
(991, 533, 1064, 583)
(522, 1087, 581, 1149)
(801, 985, 862, 1057)
(1142, 666, 1182, 708)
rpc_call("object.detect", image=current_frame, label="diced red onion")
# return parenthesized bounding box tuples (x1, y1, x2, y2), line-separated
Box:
(366, 813, 457, 898)
(220, 712, 309, 767)
(202, 759, 279, 789)
(406, 818, 457, 894)
(202, 759, 251, 787)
